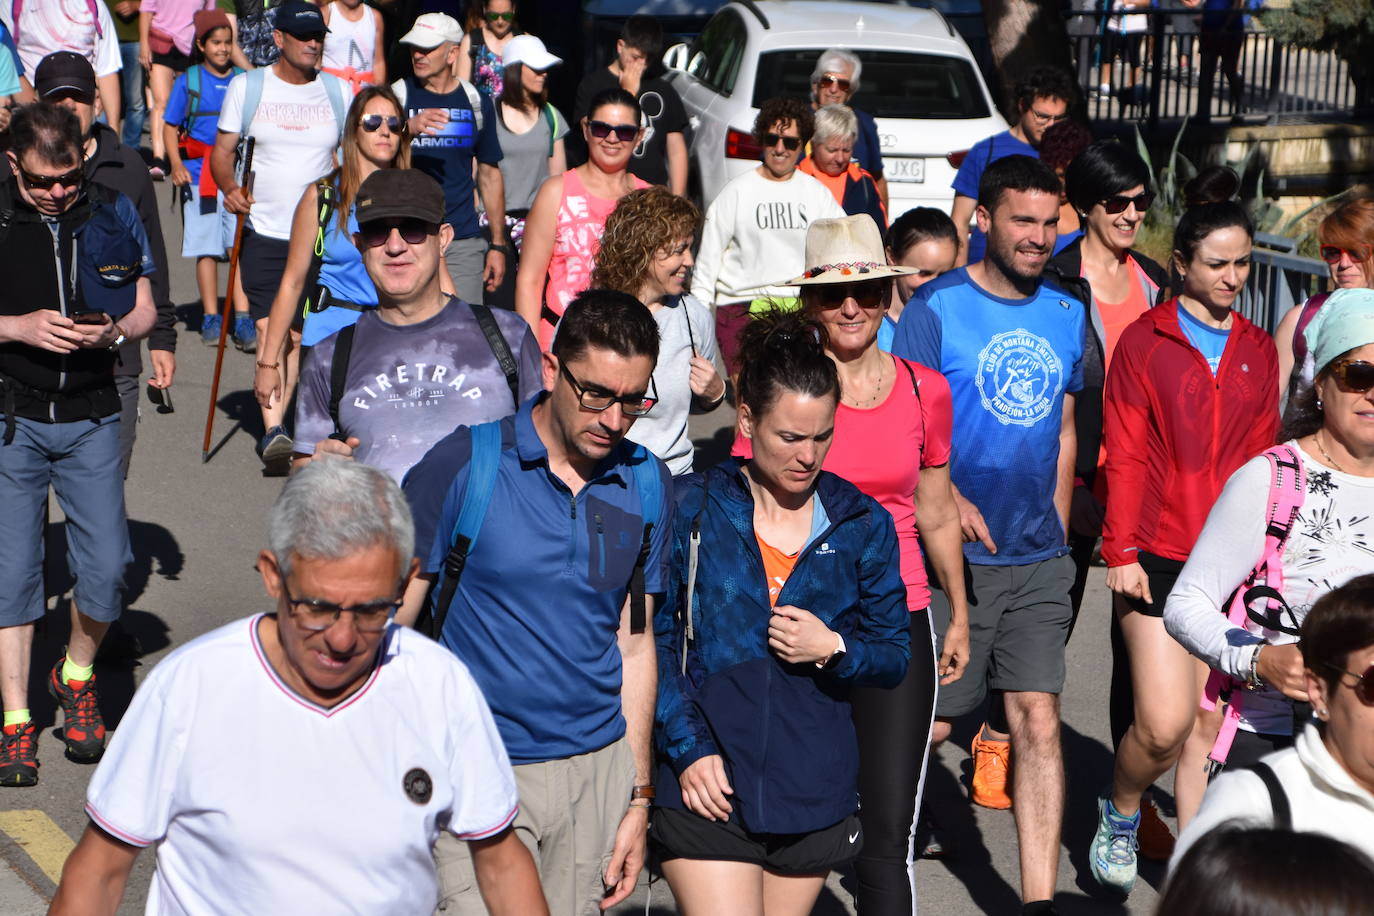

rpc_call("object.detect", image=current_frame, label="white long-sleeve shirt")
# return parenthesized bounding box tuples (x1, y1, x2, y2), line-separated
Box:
(1164, 441, 1374, 735)
(691, 168, 845, 306)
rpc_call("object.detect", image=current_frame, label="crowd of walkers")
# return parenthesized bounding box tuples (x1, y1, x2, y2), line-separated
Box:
(0, 2, 1373, 915)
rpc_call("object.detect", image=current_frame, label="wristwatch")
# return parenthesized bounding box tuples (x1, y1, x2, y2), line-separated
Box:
(489, 242, 511, 256)
(108, 323, 127, 350)
(818, 633, 848, 671)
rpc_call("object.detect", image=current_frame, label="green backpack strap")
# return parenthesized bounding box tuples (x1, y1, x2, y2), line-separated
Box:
(299, 180, 337, 316)
(542, 103, 562, 158)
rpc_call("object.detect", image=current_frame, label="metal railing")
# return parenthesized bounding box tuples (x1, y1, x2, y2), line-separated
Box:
(1236, 233, 1329, 334)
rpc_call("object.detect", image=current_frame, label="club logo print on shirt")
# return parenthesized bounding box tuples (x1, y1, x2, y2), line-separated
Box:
(351, 361, 486, 411)
(403, 767, 433, 804)
(975, 328, 1064, 428)
(411, 108, 476, 149)
(633, 91, 664, 159)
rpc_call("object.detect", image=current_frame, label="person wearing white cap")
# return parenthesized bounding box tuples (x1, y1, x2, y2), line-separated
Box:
(393, 12, 508, 308)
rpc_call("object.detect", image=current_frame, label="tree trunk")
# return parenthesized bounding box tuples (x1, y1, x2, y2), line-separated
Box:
(980, 0, 1079, 119)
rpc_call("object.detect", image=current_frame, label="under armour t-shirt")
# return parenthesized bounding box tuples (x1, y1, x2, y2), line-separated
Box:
(293, 297, 542, 483)
(892, 268, 1085, 565)
(950, 130, 1037, 264)
(403, 78, 502, 241)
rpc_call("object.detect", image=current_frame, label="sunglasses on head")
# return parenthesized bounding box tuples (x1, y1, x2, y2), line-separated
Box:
(485, 10, 515, 21)
(762, 132, 802, 151)
(815, 279, 888, 309)
(1100, 191, 1154, 214)
(816, 74, 852, 93)
(1327, 359, 1374, 393)
(1320, 245, 1373, 265)
(18, 164, 82, 190)
(358, 218, 436, 248)
(1322, 662, 1374, 706)
(360, 114, 404, 133)
(588, 120, 638, 143)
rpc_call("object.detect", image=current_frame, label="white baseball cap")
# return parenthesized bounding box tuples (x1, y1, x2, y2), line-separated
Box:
(502, 35, 562, 72)
(398, 13, 462, 49)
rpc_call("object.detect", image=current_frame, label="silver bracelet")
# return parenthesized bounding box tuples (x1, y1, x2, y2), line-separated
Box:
(1245, 644, 1265, 691)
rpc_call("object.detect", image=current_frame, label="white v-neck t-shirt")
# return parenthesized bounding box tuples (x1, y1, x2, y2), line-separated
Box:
(85, 616, 518, 915)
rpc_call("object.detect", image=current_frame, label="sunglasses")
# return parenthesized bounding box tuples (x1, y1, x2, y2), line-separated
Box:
(815, 74, 852, 93)
(1100, 192, 1155, 214)
(360, 114, 404, 133)
(358, 218, 436, 248)
(815, 279, 888, 309)
(762, 132, 802, 151)
(1327, 359, 1374, 393)
(485, 10, 515, 21)
(1320, 245, 1373, 265)
(588, 120, 638, 143)
(1322, 662, 1374, 706)
(18, 164, 82, 190)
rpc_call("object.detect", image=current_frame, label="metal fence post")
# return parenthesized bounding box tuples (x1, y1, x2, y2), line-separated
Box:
(1148, 10, 1165, 132)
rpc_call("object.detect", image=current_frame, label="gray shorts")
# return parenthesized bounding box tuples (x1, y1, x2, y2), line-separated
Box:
(444, 234, 488, 305)
(931, 554, 1074, 717)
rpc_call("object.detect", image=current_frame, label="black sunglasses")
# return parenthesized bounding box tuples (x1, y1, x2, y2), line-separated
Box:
(559, 364, 657, 416)
(1328, 359, 1374, 393)
(815, 279, 888, 309)
(815, 74, 852, 93)
(18, 164, 83, 190)
(588, 120, 638, 143)
(1322, 662, 1374, 706)
(762, 132, 802, 151)
(358, 218, 437, 248)
(360, 114, 404, 133)
(1100, 192, 1154, 215)
(1321, 245, 1373, 265)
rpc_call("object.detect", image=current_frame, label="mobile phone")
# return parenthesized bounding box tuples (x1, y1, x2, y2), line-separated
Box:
(71, 311, 108, 324)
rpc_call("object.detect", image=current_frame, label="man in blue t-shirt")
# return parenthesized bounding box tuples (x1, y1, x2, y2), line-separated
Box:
(400, 290, 670, 916)
(950, 66, 1077, 266)
(893, 155, 1084, 915)
(394, 12, 507, 306)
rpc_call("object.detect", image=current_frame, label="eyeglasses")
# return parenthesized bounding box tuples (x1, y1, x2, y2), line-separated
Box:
(815, 279, 888, 309)
(358, 218, 437, 248)
(815, 74, 852, 93)
(1322, 662, 1374, 706)
(762, 132, 802, 151)
(360, 114, 404, 133)
(485, 10, 515, 21)
(1320, 245, 1373, 265)
(18, 164, 82, 190)
(1028, 107, 1069, 124)
(282, 585, 400, 634)
(1327, 359, 1374, 393)
(588, 120, 638, 143)
(559, 364, 658, 416)
(1100, 191, 1155, 215)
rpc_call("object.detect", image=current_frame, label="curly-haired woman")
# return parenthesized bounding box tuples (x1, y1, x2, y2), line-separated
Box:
(592, 187, 725, 476)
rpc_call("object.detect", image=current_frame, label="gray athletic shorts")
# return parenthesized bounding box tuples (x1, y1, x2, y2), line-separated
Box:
(444, 234, 488, 305)
(930, 554, 1074, 717)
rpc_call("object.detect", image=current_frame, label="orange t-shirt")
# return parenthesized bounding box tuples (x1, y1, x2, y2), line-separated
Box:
(756, 535, 801, 607)
(1096, 256, 1153, 379)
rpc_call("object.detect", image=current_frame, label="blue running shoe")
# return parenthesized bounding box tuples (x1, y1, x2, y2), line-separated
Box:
(200, 314, 222, 347)
(1089, 795, 1139, 893)
(233, 313, 257, 353)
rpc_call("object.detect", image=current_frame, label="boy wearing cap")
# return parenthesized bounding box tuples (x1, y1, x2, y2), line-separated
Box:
(210, 0, 350, 471)
(394, 12, 508, 307)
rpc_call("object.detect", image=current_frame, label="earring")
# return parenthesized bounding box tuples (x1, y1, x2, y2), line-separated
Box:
(1317, 398, 1324, 411)
(1316, 707, 1329, 720)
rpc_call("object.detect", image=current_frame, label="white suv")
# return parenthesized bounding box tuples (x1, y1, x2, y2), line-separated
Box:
(663, 0, 1007, 218)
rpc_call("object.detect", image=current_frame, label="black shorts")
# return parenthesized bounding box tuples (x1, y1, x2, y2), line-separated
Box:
(651, 807, 862, 875)
(240, 230, 292, 322)
(1105, 32, 1143, 69)
(1121, 550, 1186, 618)
(152, 46, 193, 72)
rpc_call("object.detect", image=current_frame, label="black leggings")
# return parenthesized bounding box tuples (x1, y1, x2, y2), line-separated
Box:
(850, 609, 939, 915)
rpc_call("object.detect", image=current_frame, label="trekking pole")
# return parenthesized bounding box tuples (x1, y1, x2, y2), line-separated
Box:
(201, 136, 254, 463)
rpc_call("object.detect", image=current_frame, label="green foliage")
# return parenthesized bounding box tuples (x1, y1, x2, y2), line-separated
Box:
(1259, 0, 1374, 105)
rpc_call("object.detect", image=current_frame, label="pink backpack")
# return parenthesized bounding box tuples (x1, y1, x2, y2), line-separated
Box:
(1200, 444, 1306, 772)
(11, 0, 104, 46)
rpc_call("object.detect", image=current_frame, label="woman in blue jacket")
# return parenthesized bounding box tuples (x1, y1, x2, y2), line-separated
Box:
(652, 308, 910, 914)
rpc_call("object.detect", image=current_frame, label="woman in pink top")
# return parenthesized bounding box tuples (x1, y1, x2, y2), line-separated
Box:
(516, 86, 648, 349)
(140, 0, 216, 177)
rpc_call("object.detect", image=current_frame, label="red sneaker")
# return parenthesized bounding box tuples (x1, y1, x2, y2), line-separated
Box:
(48, 660, 105, 762)
(0, 721, 39, 787)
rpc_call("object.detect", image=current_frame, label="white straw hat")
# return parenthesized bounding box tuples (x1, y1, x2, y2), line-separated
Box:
(789, 214, 917, 285)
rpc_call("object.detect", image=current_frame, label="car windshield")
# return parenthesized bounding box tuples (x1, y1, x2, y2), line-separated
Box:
(752, 49, 990, 120)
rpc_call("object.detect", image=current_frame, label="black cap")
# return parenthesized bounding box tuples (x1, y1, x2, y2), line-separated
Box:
(34, 51, 96, 104)
(356, 170, 446, 227)
(273, 0, 329, 37)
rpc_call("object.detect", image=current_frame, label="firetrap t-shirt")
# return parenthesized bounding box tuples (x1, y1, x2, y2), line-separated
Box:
(293, 297, 542, 483)
(892, 268, 1085, 566)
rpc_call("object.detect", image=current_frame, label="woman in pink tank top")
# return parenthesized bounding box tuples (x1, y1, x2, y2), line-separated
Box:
(516, 87, 649, 349)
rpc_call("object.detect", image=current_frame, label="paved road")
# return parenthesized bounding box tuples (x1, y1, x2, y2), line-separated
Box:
(0, 179, 1166, 914)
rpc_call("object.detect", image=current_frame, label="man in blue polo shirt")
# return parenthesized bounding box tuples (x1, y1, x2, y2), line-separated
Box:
(893, 155, 1083, 916)
(394, 12, 507, 306)
(401, 289, 669, 916)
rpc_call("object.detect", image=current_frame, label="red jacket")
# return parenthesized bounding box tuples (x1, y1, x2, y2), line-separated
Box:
(1102, 299, 1278, 566)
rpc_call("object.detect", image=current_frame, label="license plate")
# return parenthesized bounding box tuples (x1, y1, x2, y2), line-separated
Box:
(886, 156, 926, 183)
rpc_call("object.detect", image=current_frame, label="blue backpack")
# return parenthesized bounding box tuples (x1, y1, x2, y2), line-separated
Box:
(421, 422, 663, 639)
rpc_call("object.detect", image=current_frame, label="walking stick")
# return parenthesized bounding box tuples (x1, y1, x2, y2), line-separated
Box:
(201, 137, 254, 463)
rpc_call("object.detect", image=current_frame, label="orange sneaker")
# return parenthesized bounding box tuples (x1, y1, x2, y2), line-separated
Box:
(969, 729, 1012, 809)
(1137, 797, 1176, 861)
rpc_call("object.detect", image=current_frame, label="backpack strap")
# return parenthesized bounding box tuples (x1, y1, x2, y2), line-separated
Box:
(682, 472, 710, 674)
(185, 65, 201, 132)
(425, 421, 504, 639)
(898, 356, 927, 452)
(321, 72, 347, 140)
(462, 79, 483, 132)
(240, 67, 266, 136)
(1249, 761, 1293, 830)
(627, 443, 663, 634)
(542, 103, 561, 158)
(326, 322, 356, 441)
(469, 302, 520, 407)
(391, 77, 408, 108)
(299, 181, 337, 316)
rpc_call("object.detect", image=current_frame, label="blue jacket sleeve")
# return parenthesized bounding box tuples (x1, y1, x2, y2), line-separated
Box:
(822, 500, 910, 688)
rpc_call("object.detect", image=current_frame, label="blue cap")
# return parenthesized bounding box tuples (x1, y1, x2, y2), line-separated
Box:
(273, 0, 329, 37)
(74, 202, 143, 320)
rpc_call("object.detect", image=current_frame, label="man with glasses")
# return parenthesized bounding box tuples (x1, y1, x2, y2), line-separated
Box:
(950, 65, 1077, 267)
(401, 289, 671, 916)
(0, 102, 157, 787)
(292, 168, 540, 485)
(211, 0, 350, 471)
(51, 460, 548, 915)
(809, 48, 886, 209)
(394, 12, 508, 307)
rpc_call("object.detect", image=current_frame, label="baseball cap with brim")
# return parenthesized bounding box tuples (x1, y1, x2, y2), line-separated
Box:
(787, 214, 917, 285)
(274, 0, 329, 37)
(502, 35, 562, 71)
(1304, 287, 1374, 375)
(34, 51, 96, 104)
(399, 13, 463, 48)
(75, 199, 144, 320)
(355, 169, 446, 228)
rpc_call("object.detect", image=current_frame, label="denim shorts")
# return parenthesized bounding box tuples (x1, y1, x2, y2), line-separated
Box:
(181, 191, 236, 260)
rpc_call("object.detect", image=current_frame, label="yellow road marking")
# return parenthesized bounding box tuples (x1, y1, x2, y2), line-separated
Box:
(0, 810, 75, 884)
